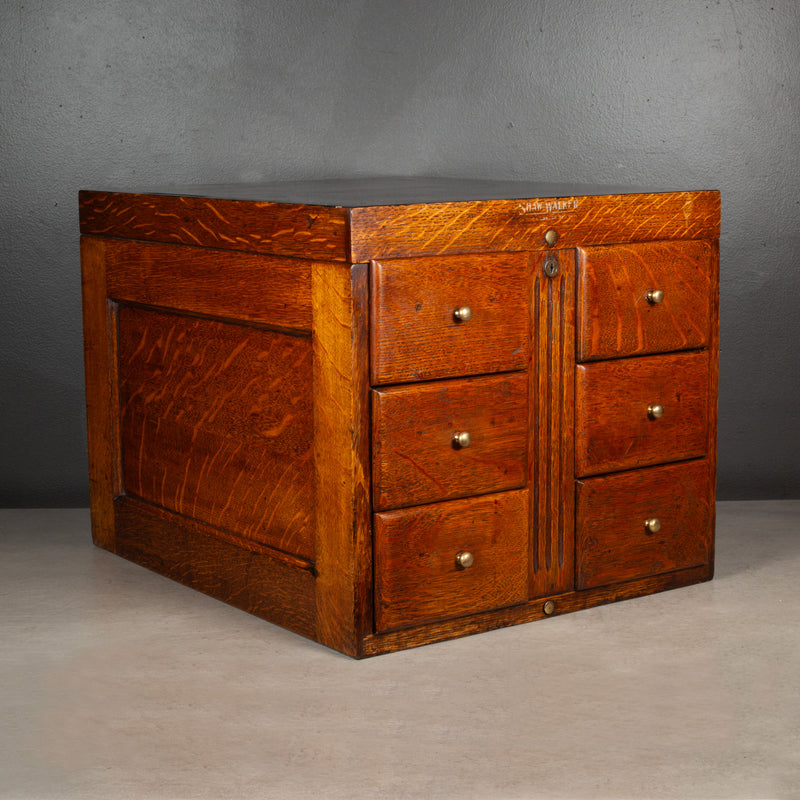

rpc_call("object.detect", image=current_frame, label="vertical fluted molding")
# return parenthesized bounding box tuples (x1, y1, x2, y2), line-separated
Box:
(529, 252, 576, 598)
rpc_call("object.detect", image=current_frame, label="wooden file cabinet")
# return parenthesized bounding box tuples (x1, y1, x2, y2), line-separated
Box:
(79, 178, 720, 657)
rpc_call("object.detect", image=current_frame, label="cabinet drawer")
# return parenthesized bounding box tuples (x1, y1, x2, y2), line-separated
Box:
(576, 460, 712, 590)
(374, 490, 529, 633)
(372, 373, 528, 511)
(370, 253, 529, 385)
(575, 351, 709, 477)
(577, 240, 713, 362)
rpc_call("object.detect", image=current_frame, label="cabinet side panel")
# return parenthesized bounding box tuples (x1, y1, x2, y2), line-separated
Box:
(312, 263, 372, 657)
(707, 240, 720, 574)
(117, 306, 315, 560)
(529, 251, 575, 598)
(81, 236, 121, 550)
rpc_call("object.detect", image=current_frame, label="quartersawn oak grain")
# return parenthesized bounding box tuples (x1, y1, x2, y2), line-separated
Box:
(575, 350, 709, 477)
(117, 305, 315, 560)
(79, 178, 720, 658)
(370, 252, 530, 385)
(374, 490, 529, 633)
(372, 373, 528, 511)
(577, 239, 714, 362)
(104, 237, 312, 331)
(575, 459, 713, 590)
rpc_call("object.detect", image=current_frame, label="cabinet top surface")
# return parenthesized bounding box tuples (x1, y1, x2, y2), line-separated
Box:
(81, 176, 714, 208)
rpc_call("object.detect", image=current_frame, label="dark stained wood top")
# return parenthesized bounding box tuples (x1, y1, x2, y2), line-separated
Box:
(83, 176, 700, 207)
(79, 177, 721, 262)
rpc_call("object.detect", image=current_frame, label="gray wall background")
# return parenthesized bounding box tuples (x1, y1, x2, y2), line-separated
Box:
(1, 0, 798, 505)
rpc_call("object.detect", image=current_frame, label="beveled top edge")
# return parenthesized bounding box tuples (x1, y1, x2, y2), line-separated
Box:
(79, 176, 717, 209)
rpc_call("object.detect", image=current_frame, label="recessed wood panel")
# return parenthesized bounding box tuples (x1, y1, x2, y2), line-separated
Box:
(117, 305, 315, 560)
(372, 373, 528, 510)
(370, 252, 530, 385)
(374, 490, 529, 633)
(576, 460, 713, 590)
(576, 240, 713, 362)
(575, 351, 709, 477)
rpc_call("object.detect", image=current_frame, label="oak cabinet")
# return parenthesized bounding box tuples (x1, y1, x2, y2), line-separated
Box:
(80, 178, 719, 657)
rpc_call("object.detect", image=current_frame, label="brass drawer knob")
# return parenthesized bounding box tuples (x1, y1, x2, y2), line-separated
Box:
(644, 517, 661, 534)
(453, 305, 473, 322)
(646, 289, 665, 304)
(544, 228, 558, 247)
(452, 431, 472, 449)
(456, 551, 474, 569)
(647, 403, 665, 420)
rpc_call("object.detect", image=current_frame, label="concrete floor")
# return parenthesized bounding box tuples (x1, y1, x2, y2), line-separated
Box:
(1, 502, 798, 799)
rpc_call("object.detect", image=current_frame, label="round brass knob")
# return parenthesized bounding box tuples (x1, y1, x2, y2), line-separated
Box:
(647, 404, 665, 420)
(452, 431, 472, 449)
(453, 305, 473, 322)
(543, 600, 556, 616)
(544, 228, 558, 247)
(644, 517, 661, 534)
(456, 551, 474, 569)
(646, 289, 664, 304)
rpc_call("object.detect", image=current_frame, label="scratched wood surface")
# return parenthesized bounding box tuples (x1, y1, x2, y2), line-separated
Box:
(372, 372, 528, 511)
(575, 350, 710, 477)
(576, 239, 714, 362)
(104, 238, 312, 331)
(370, 252, 530, 384)
(374, 490, 529, 633)
(117, 305, 315, 560)
(79, 190, 348, 261)
(529, 251, 576, 599)
(575, 459, 713, 590)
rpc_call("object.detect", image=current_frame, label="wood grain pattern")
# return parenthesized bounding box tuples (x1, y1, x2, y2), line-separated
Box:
(312, 262, 372, 657)
(575, 351, 709, 477)
(370, 252, 530, 385)
(374, 490, 529, 633)
(79, 191, 348, 261)
(350, 191, 720, 261)
(529, 252, 575, 598)
(104, 237, 312, 331)
(80, 236, 121, 550)
(576, 240, 714, 362)
(117, 305, 315, 559)
(575, 459, 713, 590)
(363, 562, 712, 657)
(372, 373, 528, 510)
(114, 496, 316, 639)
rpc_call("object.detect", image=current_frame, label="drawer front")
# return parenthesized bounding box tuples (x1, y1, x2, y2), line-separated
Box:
(575, 351, 709, 477)
(375, 490, 529, 632)
(576, 460, 712, 590)
(372, 373, 528, 510)
(577, 240, 713, 362)
(371, 252, 530, 385)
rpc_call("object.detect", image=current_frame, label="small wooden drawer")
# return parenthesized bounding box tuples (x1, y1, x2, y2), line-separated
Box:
(372, 373, 528, 511)
(576, 460, 712, 590)
(575, 351, 709, 477)
(374, 490, 529, 632)
(576, 240, 713, 362)
(370, 252, 530, 385)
